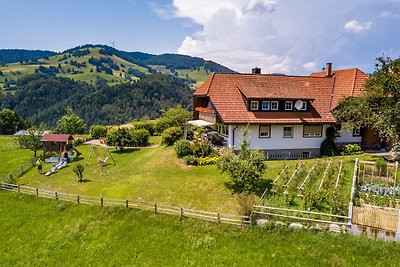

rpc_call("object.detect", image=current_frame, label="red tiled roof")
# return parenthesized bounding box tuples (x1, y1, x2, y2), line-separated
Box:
(194, 73, 337, 124)
(310, 68, 368, 108)
(41, 134, 74, 142)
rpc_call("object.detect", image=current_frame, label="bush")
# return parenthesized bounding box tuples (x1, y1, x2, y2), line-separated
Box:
(131, 121, 155, 136)
(131, 129, 150, 147)
(174, 139, 193, 158)
(193, 140, 214, 158)
(154, 106, 191, 134)
(320, 127, 336, 156)
(106, 128, 133, 150)
(197, 156, 219, 166)
(183, 155, 198, 165)
(337, 143, 362, 155)
(90, 125, 108, 139)
(161, 126, 183, 146)
(73, 163, 85, 182)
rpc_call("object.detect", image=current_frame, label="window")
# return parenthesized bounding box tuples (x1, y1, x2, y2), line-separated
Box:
(353, 127, 361, 137)
(303, 125, 322, 137)
(334, 124, 342, 137)
(259, 125, 271, 138)
(261, 101, 270, 110)
(285, 101, 293, 110)
(300, 101, 307, 110)
(250, 101, 259, 111)
(271, 101, 279, 110)
(283, 126, 293, 138)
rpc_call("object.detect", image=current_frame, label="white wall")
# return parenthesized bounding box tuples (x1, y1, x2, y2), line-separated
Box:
(336, 132, 362, 144)
(231, 124, 329, 150)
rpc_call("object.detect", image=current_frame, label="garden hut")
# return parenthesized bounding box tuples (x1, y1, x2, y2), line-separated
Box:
(41, 134, 74, 154)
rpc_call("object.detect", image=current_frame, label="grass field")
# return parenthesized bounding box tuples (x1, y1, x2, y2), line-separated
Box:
(1, 191, 399, 266)
(1, 135, 376, 215)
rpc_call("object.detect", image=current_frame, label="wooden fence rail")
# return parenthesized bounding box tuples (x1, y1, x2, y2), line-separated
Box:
(253, 204, 350, 226)
(0, 182, 250, 226)
(8, 158, 37, 180)
(352, 205, 399, 232)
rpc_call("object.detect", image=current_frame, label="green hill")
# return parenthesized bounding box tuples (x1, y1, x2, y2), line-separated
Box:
(0, 45, 235, 89)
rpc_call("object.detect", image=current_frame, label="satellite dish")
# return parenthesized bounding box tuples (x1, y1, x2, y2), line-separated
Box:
(294, 100, 303, 110)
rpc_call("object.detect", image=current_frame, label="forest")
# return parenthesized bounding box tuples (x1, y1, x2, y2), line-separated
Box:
(0, 73, 193, 127)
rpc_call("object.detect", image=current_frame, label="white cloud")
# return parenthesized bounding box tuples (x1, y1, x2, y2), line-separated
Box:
(302, 61, 317, 72)
(153, 1, 395, 74)
(380, 11, 400, 17)
(344, 20, 373, 33)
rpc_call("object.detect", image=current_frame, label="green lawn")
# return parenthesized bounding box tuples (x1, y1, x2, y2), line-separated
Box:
(1, 191, 399, 266)
(1, 135, 377, 215)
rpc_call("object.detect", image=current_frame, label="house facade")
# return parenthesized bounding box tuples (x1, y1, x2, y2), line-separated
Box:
(192, 64, 369, 158)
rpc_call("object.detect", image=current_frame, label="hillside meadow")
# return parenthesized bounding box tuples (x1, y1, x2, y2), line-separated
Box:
(1, 135, 376, 215)
(1, 191, 399, 266)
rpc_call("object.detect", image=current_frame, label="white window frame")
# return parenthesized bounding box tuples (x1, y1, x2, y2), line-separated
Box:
(283, 126, 293, 138)
(250, 101, 259, 111)
(300, 101, 307, 111)
(259, 125, 271, 138)
(271, 101, 279, 110)
(285, 101, 293, 111)
(353, 127, 361, 137)
(261, 101, 270, 110)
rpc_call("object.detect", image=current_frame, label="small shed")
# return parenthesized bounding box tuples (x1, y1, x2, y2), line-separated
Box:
(41, 134, 74, 154)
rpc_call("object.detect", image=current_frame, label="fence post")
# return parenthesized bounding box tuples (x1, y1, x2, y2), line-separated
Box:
(125, 200, 129, 208)
(17, 185, 20, 193)
(36, 188, 39, 197)
(217, 213, 220, 223)
(55, 192, 58, 200)
(180, 208, 184, 218)
(348, 202, 353, 229)
(77, 195, 80, 204)
(100, 197, 104, 207)
(396, 209, 400, 242)
(154, 203, 157, 213)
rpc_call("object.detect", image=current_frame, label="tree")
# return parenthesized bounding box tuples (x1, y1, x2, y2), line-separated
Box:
(73, 163, 85, 182)
(0, 108, 27, 135)
(155, 106, 191, 134)
(17, 124, 46, 157)
(334, 57, 400, 141)
(106, 128, 133, 151)
(54, 107, 86, 134)
(216, 130, 266, 194)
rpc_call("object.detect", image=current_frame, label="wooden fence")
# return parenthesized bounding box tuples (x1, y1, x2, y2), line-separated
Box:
(352, 205, 399, 232)
(8, 158, 37, 180)
(253, 205, 350, 226)
(0, 182, 250, 226)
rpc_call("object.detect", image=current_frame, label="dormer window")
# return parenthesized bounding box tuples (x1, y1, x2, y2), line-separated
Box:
(300, 101, 307, 111)
(250, 101, 259, 110)
(285, 101, 293, 110)
(271, 101, 279, 110)
(261, 101, 270, 110)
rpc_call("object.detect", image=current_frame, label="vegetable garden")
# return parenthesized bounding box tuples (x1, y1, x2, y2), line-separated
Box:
(259, 158, 355, 216)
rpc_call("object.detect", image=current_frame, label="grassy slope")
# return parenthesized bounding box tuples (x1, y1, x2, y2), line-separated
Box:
(0, 136, 33, 178)
(1, 191, 399, 266)
(0, 48, 211, 88)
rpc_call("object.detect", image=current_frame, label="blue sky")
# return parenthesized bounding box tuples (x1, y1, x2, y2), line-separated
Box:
(1, 0, 400, 74)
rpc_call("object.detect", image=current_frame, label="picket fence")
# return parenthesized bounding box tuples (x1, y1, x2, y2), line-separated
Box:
(0, 182, 250, 226)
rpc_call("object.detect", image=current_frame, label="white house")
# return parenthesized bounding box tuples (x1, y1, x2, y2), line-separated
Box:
(192, 64, 369, 158)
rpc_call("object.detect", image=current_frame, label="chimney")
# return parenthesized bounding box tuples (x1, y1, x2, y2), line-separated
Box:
(325, 63, 332, 77)
(252, 67, 261, 74)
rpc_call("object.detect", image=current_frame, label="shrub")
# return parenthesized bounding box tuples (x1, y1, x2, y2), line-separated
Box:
(337, 143, 362, 155)
(106, 128, 133, 150)
(131, 121, 155, 136)
(161, 126, 183, 146)
(320, 127, 336, 156)
(154, 106, 191, 134)
(183, 155, 198, 166)
(197, 156, 219, 166)
(90, 125, 108, 139)
(131, 129, 150, 147)
(193, 140, 214, 158)
(174, 139, 193, 158)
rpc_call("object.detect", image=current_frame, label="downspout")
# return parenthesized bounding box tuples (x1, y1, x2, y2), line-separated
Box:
(232, 125, 238, 148)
